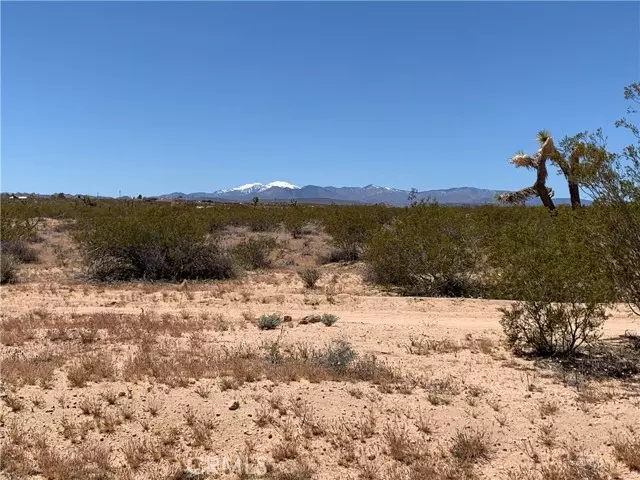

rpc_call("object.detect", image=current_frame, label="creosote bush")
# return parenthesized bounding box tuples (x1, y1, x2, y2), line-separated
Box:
(0, 209, 43, 243)
(491, 211, 614, 357)
(322, 205, 393, 263)
(366, 204, 485, 297)
(576, 82, 640, 316)
(500, 302, 608, 357)
(232, 237, 277, 270)
(74, 206, 237, 281)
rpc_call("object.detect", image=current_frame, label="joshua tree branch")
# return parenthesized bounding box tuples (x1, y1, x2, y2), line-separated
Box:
(497, 186, 554, 205)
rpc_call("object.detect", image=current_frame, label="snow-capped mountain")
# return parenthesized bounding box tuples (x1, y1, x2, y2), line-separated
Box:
(218, 181, 300, 195)
(160, 182, 510, 205)
(159, 181, 584, 206)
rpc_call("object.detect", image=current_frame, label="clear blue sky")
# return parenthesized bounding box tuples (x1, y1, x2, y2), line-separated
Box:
(2, 1, 638, 197)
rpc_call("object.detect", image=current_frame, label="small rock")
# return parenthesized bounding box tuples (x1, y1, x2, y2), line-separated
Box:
(229, 401, 240, 411)
(302, 315, 322, 324)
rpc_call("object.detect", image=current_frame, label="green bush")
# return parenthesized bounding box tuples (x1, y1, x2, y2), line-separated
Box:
(232, 237, 277, 270)
(489, 210, 614, 356)
(298, 267, 321, 289)
(576, 82, 640, 316)
(1, 254, 18, 284)
(322, 205, 392, 263)
(320, 313, 339, 327)
(487, 209, 614, 303)
(258, 314, 282, 330)
(313, 339, 356, 373)
(365, 204, 485, 297)
(0, 208, 43, 243)
(75, 205, 236, 281)
(593, 203, 640, 316)
(500, 301, 608, 357)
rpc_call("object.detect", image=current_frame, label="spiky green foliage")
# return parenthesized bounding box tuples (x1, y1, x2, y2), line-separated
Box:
(497, 186, 553, 205)
(510, 152, 537, 168)
(536, 129, 551, 145)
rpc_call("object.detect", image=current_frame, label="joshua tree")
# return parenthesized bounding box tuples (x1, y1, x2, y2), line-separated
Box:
(499, 130, 585, 211)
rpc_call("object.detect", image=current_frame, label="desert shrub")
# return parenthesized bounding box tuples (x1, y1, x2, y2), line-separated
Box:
(247, 216, 280, 232)
(500, 301, 608, 357)
(313, 339, 356, 373)
(592, 203, 640, 315)
(1, 254, 19, 284)
(298, 267, 320, 288)
(0, 240, 38, 263)
(490, 210, 614, 356)
(450, 428, 491, 465)
(575, 85, 640, 316)
(322, 205, 392, 263)
(365, 204, 485, 297)
(232, 237, 277, 270)
(0, 206, 43, 242)
(258, 314, 282, 330)
(320, 313, 339, 327)
(612, 432, 640, 471)
(75, 205, 236, 281)
(285, 216, 306, 239)
(88, 239, 235, 282)
(322, 244, 361, 264)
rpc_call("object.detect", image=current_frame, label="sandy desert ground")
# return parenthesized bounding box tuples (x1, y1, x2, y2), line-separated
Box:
(1, 221, 639, 479)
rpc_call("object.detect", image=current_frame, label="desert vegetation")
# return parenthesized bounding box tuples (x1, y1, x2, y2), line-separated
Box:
(1, 85, 639, 479)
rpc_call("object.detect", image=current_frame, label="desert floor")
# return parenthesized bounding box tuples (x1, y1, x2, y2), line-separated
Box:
(1, 222, 639, 480)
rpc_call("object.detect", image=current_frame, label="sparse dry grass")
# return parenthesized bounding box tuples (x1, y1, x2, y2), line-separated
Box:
(450, 427, 491, 465)
(612, 432, 640, 472)
(1, 217, 637, 480)
(406, 335, 461, 355)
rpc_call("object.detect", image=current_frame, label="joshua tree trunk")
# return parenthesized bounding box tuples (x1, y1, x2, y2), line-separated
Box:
(499, 132, 584, 211)
(534, 159, 555, 211)
(567, 182, 581, 209)
(566, 150, 582, 209)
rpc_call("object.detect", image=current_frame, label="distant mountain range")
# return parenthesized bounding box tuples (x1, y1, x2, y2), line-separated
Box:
(159, 181, 581, 206)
